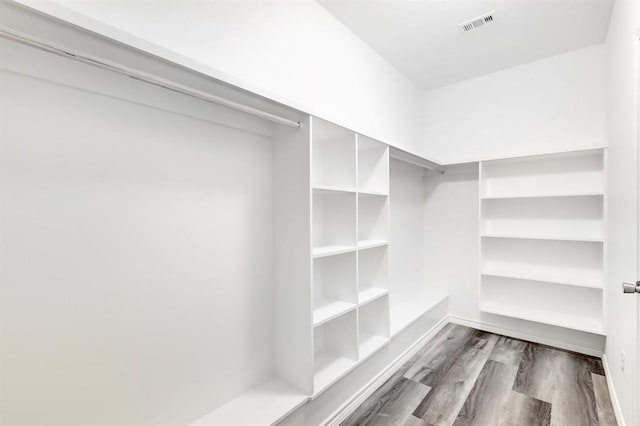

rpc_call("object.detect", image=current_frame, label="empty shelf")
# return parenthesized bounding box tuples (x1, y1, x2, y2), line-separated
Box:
(313, 245, 357, 258)
(313, 298, 357, 326)
(481, 191, 604, 200)
(390, 291, 448, 336)
(358, 332, 389, 360)
(314, 350, 357, 395)
(191, 378, 307, 426)
(358, 287, 388, 305)
(481, 232, 604, 243)
(357, 240, 388, 250)
(358, 189, 389, 197)
(480, 301, 604, 335)
(313, 185, 356, 194)
(481, 266, 602, 289)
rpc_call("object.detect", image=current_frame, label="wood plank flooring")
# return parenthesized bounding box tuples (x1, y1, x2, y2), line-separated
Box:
(341, 324, 617, 426)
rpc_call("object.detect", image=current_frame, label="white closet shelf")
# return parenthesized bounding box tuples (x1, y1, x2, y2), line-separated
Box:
(313, 298, 357, 326)
(313, 350, 357, 396)
(313, 185, 357, 194)
(358, 189, 389, 197)
(480, 191, 604, 200)
(481, 232, 604, 243)
(390, 291, 448, 336)
(191, 377, 307, 426)
(481, 267, 603, 289)
(313, 245, 357, 258)
(358, 287, 389, 305)
(357, 240, 389, 250)
(358, 332, 389, 360)
(480, 301, 604, 335)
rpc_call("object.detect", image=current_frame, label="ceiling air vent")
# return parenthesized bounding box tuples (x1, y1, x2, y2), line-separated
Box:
(459, 11, 495, 32)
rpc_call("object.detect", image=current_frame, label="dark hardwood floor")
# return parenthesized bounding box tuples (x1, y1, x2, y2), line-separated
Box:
(341, 324, 617, 426)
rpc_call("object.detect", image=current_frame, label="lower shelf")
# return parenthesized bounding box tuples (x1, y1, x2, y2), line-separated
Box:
(359, 332, 389, 359)
(192, 378, 307, 426)
(480, 301, 604, 335)
(390, 290, 448, 336)
(358, 287, 388, 305)
(314, 350, 357, 395)
(313, 298, 356, 326)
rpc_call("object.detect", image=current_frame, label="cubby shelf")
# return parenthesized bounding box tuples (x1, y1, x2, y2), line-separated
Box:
(358, 189, 389, 197)
(193, 378, 307, 426)
(313, 351, 357, 395)
(390, 291, 448, 336)
(358, 287, 388, 305)
(313, 298, 356, 326)
(313, 245, 356, 258)
(357, 240, 388, 250)
(481, 232, 604, 243)
(481, 301, 604, 335)
(359, 333, 389, 359)
(313, 185, 356, 194)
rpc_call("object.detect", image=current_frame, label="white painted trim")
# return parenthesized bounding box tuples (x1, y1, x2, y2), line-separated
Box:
(602, 354, 627, 426)
(448, 315, 604, 357)
(321, 316, 450, 426)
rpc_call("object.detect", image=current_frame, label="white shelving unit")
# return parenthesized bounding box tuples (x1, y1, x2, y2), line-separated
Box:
(479, 149, 606, 335)
(309, 119, 394, 396)
(201, 116, 446, 423)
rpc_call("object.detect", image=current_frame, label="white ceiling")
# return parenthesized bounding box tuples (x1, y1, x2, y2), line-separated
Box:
(317, 0, 615, 90)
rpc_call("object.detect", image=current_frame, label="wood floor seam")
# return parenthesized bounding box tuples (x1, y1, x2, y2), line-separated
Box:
(341, 324, 617, 426)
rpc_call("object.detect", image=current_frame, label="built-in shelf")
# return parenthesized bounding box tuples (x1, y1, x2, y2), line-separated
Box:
(358, 287, 388, 305)
(313, 298, 356, 326)
(358, 332, 389, 360)
(192, 378, 307, 426)
(481, 301, 604, 335)
(357, 240, 388, 250)
(481, 267, 602, 289)
(481, 232, 604, 243)
(313, 245, 356, 258)
(313, 185, 356, 194)
(313, 351, 357, 396)
(390, 291, 448, 336)
(358, 189, 389, 197)
(480, 191, 604, 200)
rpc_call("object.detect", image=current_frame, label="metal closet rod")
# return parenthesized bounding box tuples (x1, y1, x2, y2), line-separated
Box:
(0, 26, 302, 128)
(1, 26, 445, 173)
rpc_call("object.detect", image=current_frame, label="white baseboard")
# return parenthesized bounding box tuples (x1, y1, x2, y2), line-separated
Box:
(448, 315, 603, 357)
(322, 316, 449, 426)
(602, 354, 627, 426)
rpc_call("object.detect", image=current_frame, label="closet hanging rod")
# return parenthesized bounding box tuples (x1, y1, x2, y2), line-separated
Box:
(0, 26, 302, 129)
(389, 146, 444, 174)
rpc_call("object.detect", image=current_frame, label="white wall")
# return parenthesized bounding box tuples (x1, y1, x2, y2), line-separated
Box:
(603, 0, 640, 424)
(422, 165, 606, 355)
(422, 44, 607, 164)
(0, 39, 276, 424)
(389, 161, 428, 304)
(13, 0, 425, 156)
